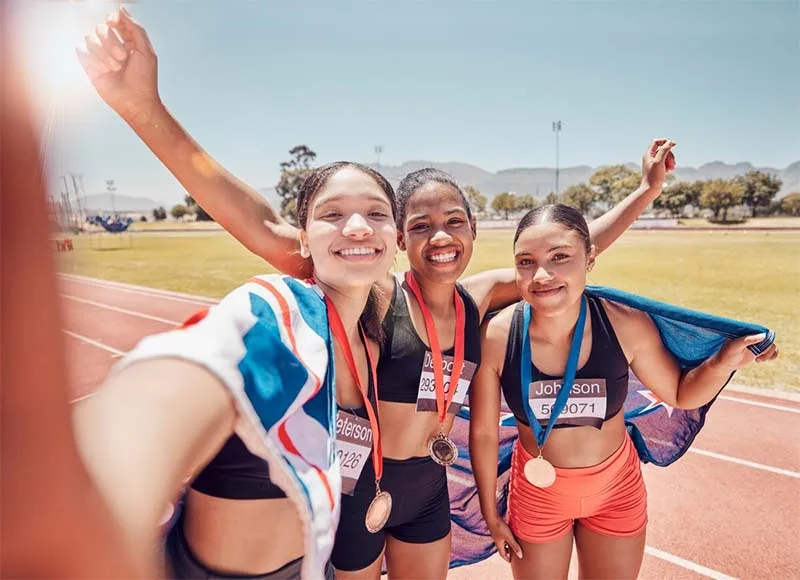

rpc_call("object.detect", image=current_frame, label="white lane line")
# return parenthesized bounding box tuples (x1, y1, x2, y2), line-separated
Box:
(61, 294, 181, 326)
(689, 448, 800, 479)
(645, 546, 737, 580)
(58, 274, 218, 306)
(726, 384, 800, 403)
(718, 395, 800, 415)
(62, 330, 126, 356)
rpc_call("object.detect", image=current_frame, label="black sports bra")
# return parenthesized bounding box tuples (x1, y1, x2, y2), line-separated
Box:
(191, 333, 374, 500)
(500, 295, 629, 429)
(377, 275, 481, 404)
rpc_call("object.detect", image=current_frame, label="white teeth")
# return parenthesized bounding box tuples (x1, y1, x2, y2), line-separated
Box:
(429, 251, 457, 263)
(339, 247, 377, 257)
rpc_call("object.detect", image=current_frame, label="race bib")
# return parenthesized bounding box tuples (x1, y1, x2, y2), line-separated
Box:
(416, 352, 477, 414)
(335, 411, 372, 495)
(528, 379, 607, 429)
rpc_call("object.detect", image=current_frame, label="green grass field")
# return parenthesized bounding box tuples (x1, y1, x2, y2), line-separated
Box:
(61, 230, 800, 392)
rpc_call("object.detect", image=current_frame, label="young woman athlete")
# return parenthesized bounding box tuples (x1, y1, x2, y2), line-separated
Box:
(78, 10, 675, 579)
(470, 204, 779, 580)
(71, 156, 400, 580)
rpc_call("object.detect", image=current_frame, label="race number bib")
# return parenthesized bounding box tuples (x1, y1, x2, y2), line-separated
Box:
(528, 379, 607, 429)
(335, 411, 372, 495)
(416, 352, 477, 414)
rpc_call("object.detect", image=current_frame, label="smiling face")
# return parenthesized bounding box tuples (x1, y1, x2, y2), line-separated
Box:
(298, 165, 397, 290)
(513, 209, 595, 316)
(399, 181, 476, 285)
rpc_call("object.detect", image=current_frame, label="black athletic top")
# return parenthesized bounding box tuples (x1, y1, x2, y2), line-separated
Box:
(191, 337, 375, 500)
(500, 295, 629, 428)
(377, 276, 481, 404)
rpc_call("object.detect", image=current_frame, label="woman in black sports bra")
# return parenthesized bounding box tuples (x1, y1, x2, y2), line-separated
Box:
(470, 204, 778, 580)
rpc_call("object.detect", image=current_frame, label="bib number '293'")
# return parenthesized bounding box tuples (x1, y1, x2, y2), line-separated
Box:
(416, 352, 477, 414)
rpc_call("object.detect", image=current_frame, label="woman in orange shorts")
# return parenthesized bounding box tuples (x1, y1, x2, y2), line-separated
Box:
(469, 204, 778, 579)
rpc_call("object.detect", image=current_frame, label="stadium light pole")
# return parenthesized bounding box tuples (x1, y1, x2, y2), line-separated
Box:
(552, 120, 562, 195)
(374, 145, 384, 173)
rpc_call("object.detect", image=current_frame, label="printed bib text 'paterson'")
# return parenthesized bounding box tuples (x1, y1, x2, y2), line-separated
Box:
(528, 379, 607, 428)
(335, 411, 373, 495)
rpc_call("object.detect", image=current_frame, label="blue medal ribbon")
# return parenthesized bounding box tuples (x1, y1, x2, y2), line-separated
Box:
(520, 295, 588, 448)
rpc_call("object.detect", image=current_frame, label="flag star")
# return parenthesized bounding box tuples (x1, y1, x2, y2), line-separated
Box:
(638, 389, 674, 417)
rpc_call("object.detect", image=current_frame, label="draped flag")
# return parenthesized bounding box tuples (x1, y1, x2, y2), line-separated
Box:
(112, 275, 341, 580)
(447, 285, 775, 569)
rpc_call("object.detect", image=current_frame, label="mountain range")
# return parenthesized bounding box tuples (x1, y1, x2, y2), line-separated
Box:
(81, 160, 800, 212)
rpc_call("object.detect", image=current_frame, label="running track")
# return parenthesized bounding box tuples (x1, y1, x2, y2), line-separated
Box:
(60, 274, 799, 580)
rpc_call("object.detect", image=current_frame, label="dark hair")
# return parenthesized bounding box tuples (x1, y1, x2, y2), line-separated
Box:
(295, 161, 396, 343)
(513, 204, 591, 254)
(297, 161, 397, 229)
(395, 168, 473, 229)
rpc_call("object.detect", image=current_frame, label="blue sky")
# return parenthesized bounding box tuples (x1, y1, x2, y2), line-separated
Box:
(13, 0, 800, 204)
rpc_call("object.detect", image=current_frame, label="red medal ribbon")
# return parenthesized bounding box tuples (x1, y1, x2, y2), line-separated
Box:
(325, 296, 384, 481)
(405, 271, 466, 424)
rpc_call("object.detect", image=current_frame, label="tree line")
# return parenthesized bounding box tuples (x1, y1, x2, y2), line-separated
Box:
(153, 147, 800, 224)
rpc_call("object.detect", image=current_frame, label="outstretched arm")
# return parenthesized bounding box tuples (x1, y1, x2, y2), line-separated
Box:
(607, 302, 779, 410)
(462, 139, 677, 319)
(78, 9, 311, 277)
(74, 360, 236, 572)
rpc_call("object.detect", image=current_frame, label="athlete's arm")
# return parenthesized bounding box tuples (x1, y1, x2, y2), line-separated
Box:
(607, 302, 779, 409)
(77, 9, 311, 278)
(587, 138, 676, 254)
(73, 360, 235, 572)
(462, 140, 676, 319)
(469, 309, 523, 560)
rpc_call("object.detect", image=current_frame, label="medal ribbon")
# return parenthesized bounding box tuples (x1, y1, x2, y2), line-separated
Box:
(405, 271, 466, 424)
(326, 296, 384, 482)
(520, 295, 587, 448)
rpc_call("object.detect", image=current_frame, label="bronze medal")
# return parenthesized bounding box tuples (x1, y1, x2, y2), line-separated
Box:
(523, 456, 556, 488)
(428, 432, 458, 466)
(365, 489, 392, 533)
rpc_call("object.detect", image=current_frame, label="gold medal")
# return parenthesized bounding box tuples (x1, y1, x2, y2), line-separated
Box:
(428, 432, 458, 466)
(365, 488, 392, 533)
(523, 455, 556, 488)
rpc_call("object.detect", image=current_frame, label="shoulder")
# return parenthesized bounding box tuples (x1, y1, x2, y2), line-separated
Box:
(482, 302, 517, 356)
(594, 296, 658, 358)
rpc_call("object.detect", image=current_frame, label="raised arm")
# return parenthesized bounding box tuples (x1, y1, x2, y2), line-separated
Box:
(77, 9, 311, 277)
(587, 138, 676, 254)
(469, 310, 523, 561)
(606, 301, 779, 410)
(462, 139, 676, 319)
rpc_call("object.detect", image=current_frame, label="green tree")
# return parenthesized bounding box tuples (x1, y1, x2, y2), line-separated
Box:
(170, 204, 189, 220)
(184, 194, 214, 221)
(589, 165, 640, 207)
(517, 194, 537, 212)
(464, 185, 487, 214)
(544, 191, 560, 205)
(653, 181, 703, 218)
(560, 184, 595, 214)
(738, 170, 783, 217)
(152, 206, 167, 221)
(277, 145, 317, 225)
(491, 192, 518, 219)
(699, 179, 744, 222)
(780, 192, 800, 216)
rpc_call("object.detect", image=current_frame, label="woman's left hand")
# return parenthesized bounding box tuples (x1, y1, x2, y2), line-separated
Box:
(714, 334, 779, 372)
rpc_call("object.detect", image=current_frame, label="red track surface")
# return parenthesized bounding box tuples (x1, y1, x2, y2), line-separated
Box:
(60, 274, 800, 580)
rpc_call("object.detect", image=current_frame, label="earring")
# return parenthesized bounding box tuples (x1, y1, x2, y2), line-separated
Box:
(300, 245, 310, 259)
